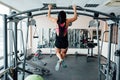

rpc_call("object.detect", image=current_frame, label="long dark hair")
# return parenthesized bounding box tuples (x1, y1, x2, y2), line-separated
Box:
(57, 11, 66, 37)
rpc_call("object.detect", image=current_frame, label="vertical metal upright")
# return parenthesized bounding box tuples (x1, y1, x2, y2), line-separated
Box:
(8, 22, 14, 68)
(106, 23, 113, 80)
(96, 19, 101, 80)
(13, 22, 18, 80)
(3, 14, 8, 80)
(22, 17, 30, 80)
(116, 15, 120, 80)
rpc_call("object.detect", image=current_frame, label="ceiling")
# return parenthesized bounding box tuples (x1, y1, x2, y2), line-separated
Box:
(0, 0, 120, 16)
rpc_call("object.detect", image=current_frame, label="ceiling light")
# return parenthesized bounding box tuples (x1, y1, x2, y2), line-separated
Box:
(105, 0, 120, 6)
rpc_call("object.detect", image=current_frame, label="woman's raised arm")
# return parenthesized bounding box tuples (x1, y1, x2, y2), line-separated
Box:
(67, 5, 77, 22)
(47, 4, 57, 23)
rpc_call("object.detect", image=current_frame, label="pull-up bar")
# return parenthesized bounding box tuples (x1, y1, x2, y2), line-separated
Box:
(7, 4, 119, 21)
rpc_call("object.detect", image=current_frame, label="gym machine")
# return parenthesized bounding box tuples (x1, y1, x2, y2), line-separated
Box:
(99, 14, 119, 80)
(1, 3, 120, 80)
(99, 20, 116, 80)
(1, 11, 51, 80)
(86, 13, 100, 62)
(49, 28, 56, 57)
(114, 15, 120, 80)
(68, 29, 81, 48)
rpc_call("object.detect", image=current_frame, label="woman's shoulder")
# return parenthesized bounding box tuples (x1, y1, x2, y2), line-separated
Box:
(49, 17, 58, 23)
(65, 19, 70, 27)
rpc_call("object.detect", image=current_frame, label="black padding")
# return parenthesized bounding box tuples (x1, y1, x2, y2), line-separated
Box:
(110, 12, 116, 17)
(94, 12, 99, 18)
(115, 50, 120, 56)
(33, 36, 39, 38)
(110, 12, 116, 22)
(93, 43, 97, 46)
(87, 42, 95, 48)
(27, 12, 32, 16)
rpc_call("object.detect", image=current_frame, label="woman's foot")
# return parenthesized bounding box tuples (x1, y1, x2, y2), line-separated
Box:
(55, 60, 61, 71)
(61, 60, 67, 68)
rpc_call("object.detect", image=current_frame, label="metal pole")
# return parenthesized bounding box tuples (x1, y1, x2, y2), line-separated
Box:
(8, 22, 14, 67)
(13, 22, 18, 80)
(116, 15, 120, 80)
(100, 31, 109, 55)
(22, 17, 30, 80)
(106, 24, 113, 80)
(3, 14, 8, 80)
(17, 29, 25, 59)
(96, 20, 100, 80)
(7, 29, 16, 67)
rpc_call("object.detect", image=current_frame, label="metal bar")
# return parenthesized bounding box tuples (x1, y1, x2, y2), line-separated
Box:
(7, 6, 77, 18)
(17, 29, 25, 58)
(96, 20, 101, 80)
(116, 15, 120, 80)
(100, 30, 109, 55)
(91, 48, 93, 56)
(7, 6, 119, 20)
(3, 14, 8, 80)
(30, 12, 99, 19)
(0, 68, 16, 80)
(106, 24, 113, 80)
(15, 12, 94, 21)
(17, 67, 33, 74)
(32, 12, 117, 21)
(46, 6, 119, 19)
(8, 11, 118, 23)
(8, 29, 15, 68)
(8, 22, 14, 68)
(22, 18, 30, 80)
(13, 22, 18, 80)
(8, 74, 13, 80)
(0, 68, 10, 77)
(8, 29, 15, 67)
(7, 6, 47, 19)
(29, 11, 119, 21)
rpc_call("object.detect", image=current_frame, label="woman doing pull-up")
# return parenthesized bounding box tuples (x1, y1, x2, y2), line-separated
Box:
(48, 4, 77, 71)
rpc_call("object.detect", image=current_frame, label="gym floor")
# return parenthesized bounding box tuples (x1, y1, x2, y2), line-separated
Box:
(22, 54, 106, 80)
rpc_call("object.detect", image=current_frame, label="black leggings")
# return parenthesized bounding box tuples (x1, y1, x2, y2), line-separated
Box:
(55, 34, 68, 49)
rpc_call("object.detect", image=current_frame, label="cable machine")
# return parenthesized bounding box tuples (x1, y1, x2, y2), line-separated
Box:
(0, 3, 120, 80)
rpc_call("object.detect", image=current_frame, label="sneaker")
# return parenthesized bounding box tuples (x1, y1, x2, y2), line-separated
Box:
(61, 60, 67, 68)
(55, 61, 61, 71)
